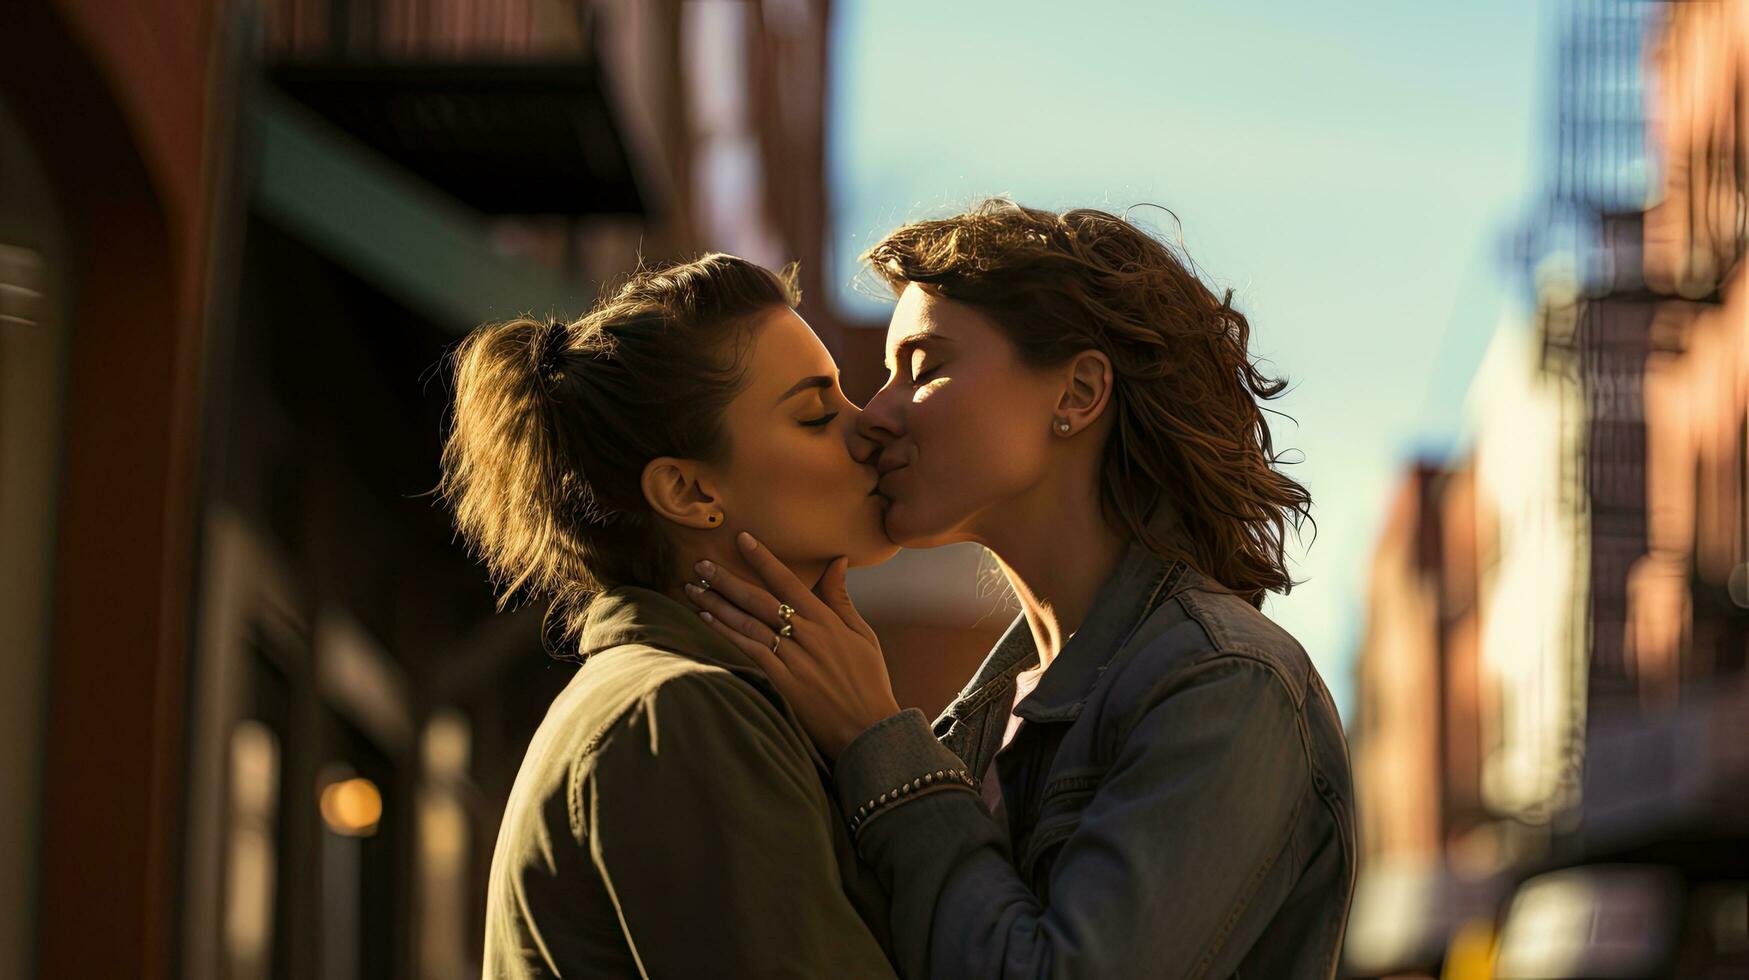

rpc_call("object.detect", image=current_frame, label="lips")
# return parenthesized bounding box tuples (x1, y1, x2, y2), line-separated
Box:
(876, 465, 906, 493)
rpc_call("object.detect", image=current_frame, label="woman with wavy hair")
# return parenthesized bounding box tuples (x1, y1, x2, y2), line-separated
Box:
(689, 200, 1357, 979)
(441, 253, 901, 978)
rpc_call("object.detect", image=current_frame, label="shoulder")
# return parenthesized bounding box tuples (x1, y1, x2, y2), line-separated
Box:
(485, 651, 808, 916)
(505, 647, 791, 811)
(1087, 572, 1322, 757)
(605, 655, 789, 749)
(1171, 577, 1313, 706)
(558, 644, 790, 761)
(1117, 570, 1313, 707)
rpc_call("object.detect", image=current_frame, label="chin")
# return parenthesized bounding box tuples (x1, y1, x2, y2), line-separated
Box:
(848, 540, 902, 568)
(846, 505, 902, 566)
(878, 500, 959, 551)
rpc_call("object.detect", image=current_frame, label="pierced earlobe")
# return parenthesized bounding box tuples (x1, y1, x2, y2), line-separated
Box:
(706, 512, 722, 525)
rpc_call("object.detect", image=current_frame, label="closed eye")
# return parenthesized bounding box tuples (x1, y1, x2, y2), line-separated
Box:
(800, 411, 840, 428)
(913, 365, 941, 384)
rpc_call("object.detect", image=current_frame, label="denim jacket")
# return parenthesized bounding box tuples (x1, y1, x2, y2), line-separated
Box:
(832, 539, 1357, 979)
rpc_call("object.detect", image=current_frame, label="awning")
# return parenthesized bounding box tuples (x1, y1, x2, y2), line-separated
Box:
(251, 90, 592, 331)
(268, 59, 647, 217)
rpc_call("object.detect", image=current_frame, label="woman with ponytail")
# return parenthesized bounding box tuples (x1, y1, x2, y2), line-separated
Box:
(441, 254, 899, 978)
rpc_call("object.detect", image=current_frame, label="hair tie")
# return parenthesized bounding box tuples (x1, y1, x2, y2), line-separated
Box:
(537, 315, 570, 388)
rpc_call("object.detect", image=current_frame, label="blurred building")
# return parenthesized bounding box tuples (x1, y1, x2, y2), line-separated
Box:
(1347, 458, 1505, 974)
(1347, 0, 1749, 975)
(1587, 0, 1749, 855)
(2, 0, 235, 977)
(1470, 313, 1592, 838)
(0, 0, 1014, 978)
(1516, 0, 1749, 869)
(1495, 3, 1749, 975)
(1348, 305, 1596, 978)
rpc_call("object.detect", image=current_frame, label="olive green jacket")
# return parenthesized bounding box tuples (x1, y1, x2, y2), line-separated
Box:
(482, 586, 896, 979)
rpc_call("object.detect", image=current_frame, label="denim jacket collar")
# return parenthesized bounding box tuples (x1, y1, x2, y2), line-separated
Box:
(938, 506, 1195, 730)
(935, 614, 1039, 729)
(1014, 539, 1187, 723)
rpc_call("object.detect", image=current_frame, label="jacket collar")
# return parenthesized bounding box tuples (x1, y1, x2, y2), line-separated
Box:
(940, 506, 1195, 728)
(579, 585, 760, 673)
(1012, 538, 1187, 723)
(578, 586, 833, 775)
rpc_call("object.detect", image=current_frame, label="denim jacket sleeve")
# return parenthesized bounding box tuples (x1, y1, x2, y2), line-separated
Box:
(832, 655, 1310, 980)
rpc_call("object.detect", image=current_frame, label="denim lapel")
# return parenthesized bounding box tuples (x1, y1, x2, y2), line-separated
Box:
(930, 541, 1184, 756)
(930, 612, 1037, 769)
(930, 503, 1194, 746)
(932, 613, 1038, 732)
(1011, 541, 1184, 724)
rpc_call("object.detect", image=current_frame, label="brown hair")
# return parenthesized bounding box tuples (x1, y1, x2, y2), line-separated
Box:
(438, 253, 800, 652)
(863, 199, 1312, 608)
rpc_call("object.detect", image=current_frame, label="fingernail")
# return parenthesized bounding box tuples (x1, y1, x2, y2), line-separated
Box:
(737, 531, 757, 550)
(695, 560, 715, 578)
(698, 610, 713, 623)
(684, 582, 702, 595)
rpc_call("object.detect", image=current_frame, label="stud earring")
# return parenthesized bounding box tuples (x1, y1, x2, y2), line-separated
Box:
(1054, 419, 1072, 434)
(706, 512, 722, 525)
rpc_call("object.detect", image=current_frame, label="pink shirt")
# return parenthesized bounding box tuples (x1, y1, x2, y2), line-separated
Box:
(980, 663, 1048, 821)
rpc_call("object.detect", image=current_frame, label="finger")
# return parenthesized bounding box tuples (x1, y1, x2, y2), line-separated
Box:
(697, 609, 793, 679)
(736, 532, 832, 621)
(694, 560, 786, 629)
(686, 583, 781, 645)
(814, 556, 876, 641)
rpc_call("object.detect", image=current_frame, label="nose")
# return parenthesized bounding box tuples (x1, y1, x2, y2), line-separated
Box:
(841, 399, 881, 467)
(852, 378, 903, 466)
(832, 395, 881, 469)
(846, 430, 881, 467)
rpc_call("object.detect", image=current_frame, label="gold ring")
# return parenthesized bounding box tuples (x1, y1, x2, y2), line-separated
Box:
(778, 622, 796, 639)
(770, 633, 783, 653)
(777, 602, 795, 624)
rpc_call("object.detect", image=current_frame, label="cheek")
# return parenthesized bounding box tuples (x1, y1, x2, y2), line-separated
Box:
(910, 380, 1047, 494)
(731, 432, 858, 515)
(738, 432, 889, 558)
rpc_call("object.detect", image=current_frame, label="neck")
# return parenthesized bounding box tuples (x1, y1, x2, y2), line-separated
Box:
(971, 476, 1129, 673)
(661, 534, 825, 608)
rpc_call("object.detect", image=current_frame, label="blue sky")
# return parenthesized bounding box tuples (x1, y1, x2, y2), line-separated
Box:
(826, 1, 1550, 719)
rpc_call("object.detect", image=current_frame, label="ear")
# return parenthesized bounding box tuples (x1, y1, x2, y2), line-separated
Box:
(1054, 349, 1114, 436)
(641, 456, 722, 529)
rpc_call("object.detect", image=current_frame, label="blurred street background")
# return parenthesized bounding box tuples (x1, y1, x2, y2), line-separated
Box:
(0, 0, 1745, 977)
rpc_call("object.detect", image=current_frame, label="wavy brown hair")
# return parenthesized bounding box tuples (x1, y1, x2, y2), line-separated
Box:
(863, 199, 1312, 608)
(437, 253, 800, 653)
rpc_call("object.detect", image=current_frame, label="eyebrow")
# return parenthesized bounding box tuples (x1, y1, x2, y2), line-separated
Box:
(775, 375, 834, 405)
(886, 332, 953, 373)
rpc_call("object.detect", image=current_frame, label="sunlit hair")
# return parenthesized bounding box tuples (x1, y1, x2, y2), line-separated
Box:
(863, 199, 1312, 608)
(438, 253, 800, 653)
